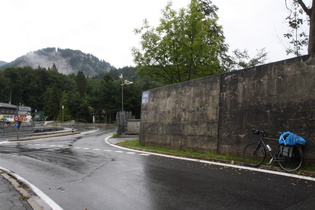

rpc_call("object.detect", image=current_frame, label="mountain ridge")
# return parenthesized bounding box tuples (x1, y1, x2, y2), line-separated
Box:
(0, 47, 115, 77)
(0, 60, 7, 66)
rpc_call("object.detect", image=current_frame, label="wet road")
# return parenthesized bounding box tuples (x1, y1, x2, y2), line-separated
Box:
(0, 127, 314, 209)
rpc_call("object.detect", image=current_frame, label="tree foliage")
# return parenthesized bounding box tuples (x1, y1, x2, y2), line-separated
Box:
(228, 48, 268, 70)
(45, 84, 60, 120)
(0, 66, 145, 123)
(57, 91, 71, 122)
(76, 71, 87, 97)
(132, 0, 228, 85)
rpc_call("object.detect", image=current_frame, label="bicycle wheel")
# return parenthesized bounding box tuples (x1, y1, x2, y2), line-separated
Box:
(278, 146, 303, 172)
(243, 141, 266, 167)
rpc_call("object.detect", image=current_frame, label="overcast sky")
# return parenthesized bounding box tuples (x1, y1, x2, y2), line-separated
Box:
(0, 0, 311, 68)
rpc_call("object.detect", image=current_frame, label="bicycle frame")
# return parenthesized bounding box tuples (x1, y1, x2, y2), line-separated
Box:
(259, 136, 280, 164)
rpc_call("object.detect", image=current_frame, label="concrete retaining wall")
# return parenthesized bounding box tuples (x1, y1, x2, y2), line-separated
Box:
(140, 55, 315, 160)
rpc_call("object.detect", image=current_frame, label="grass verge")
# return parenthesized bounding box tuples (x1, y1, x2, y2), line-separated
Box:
(117, 140, 244, 163)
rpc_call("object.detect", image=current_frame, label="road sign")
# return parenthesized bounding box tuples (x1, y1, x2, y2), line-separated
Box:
(14, 122, 19, 127)
(14, 115, 25, 122)
(14, 121, 22, 128)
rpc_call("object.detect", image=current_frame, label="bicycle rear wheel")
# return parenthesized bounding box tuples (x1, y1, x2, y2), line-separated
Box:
(243, 141, 266, 167)
(278, 146, 303, 172)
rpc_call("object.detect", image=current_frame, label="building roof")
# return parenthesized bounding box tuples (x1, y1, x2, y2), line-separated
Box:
(0, 103, 18, 109)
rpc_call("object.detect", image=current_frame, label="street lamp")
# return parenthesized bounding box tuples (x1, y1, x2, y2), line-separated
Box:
(120, 74, 133, 112)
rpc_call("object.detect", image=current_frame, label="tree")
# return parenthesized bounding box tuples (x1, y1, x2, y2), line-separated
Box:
(284, 0, 309, 55)
(99, 74, 120, 122)
(45, 84, 60, 120)
(228, 48, 268, 70)
(51, 63, 58, 72)
(0, 71, 10, 103)
(285, 0, 315, 54)
(76, 71, 87, 97)
(3, 68, 23, 105)
(57, 91, 71, 122)
(67, 91, 91, 122)
(132, 0, 228, 85)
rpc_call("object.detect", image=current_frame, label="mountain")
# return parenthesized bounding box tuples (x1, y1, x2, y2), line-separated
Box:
(0, 47, 115, 77)
(0, 61, 7, 66)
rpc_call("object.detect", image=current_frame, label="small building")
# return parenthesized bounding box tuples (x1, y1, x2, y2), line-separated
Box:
(0, 103, 18, 123)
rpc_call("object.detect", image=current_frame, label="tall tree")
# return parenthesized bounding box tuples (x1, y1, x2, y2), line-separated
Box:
(45, 84, 60, 120)
(67, 91, 91, 122)
(51, 63, 58, 72)
(100, 74, 120, 121)
(76, 71, 87, 97)
(284, 1, 309, 55)
(3, 68, 24, 105)
(57, 91, 71, 122)
(132, 0, 228, 85)
(286, 0, 315, 54)
(0, 71, 10, 103)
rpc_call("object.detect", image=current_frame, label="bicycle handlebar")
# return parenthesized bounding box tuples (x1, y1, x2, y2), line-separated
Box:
(252, 129, 267, 136)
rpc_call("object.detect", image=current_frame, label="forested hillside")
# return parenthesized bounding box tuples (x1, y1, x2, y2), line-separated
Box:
(0, 66, 162, 123)
(0, 48, 114, 77)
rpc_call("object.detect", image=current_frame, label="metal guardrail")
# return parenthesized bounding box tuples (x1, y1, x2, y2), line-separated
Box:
(1, 124, 34, 136)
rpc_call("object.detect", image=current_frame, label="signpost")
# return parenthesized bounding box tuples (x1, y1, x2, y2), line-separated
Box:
(14, 115, 22, 140)
(71, 120, 75, 133)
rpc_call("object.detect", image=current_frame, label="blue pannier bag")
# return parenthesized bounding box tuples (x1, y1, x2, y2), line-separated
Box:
(278, 132, 306, 146)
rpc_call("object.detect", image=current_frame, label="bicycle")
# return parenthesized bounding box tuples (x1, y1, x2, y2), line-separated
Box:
(243, 129, 304, 172)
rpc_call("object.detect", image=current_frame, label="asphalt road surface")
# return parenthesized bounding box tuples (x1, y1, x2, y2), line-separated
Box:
(0, 127, 314, 209)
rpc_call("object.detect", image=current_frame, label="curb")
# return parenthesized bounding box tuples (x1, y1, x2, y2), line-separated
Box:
(0, 169, 44, 210)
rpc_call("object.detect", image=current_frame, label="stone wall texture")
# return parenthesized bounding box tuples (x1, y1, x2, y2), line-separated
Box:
(139, 55, 315, 160)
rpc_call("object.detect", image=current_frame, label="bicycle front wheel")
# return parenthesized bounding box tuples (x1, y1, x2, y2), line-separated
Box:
(278, 146, 303, 172)
(243, 141, 266, 167)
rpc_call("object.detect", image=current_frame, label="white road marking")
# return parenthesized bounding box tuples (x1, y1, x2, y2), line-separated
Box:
(104, 150, 112, 152)
(104, 135, 315, 182)
(80, 129, 99, 135)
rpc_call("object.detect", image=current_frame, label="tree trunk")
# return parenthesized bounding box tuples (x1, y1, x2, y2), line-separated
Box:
(309, 1, 315, 54)
(298, 0, 315, 54)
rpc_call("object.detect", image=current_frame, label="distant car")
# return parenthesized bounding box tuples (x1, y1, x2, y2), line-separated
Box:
(0, 118, 10, 124)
